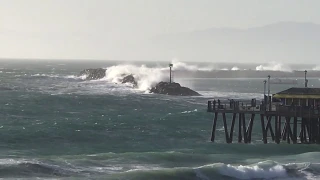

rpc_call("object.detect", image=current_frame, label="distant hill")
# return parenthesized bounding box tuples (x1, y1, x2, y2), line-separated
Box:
(148, 22, 320, 64)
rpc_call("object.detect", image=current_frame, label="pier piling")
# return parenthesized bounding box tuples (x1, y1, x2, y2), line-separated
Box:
(208, 99, 320, 144)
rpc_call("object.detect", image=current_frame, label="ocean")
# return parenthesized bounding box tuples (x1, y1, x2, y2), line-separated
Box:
(1, 59, 320, 180)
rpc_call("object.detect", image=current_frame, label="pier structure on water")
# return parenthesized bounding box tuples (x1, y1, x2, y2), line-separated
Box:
(207, 71, 320, 144)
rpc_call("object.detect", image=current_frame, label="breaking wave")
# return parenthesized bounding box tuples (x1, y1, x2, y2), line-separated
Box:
(165, 59, 214, 71)
(1, 159, 310, 180)
(114, 161, 316, 180)
(0, 159, 299, 179)
(103, 64, 167, 92)
(30, 73, 87, 80)
(101, 60, 215, 91)
(217, 162, 287, 179)
(220, 66, 240, 71)
(255, 62, 292, 72)
(313, 65, 320, 71)
(0, 159, 78, 178)
(231, 66, 240, 71)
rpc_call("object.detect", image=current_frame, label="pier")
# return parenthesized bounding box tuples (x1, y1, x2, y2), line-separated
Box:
(208, 73, 320, 144)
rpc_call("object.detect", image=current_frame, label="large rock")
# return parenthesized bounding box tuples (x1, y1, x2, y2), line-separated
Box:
(150, 82, 201, 96)
(121, 74, 138, 87)
(80, 68, 106, 80)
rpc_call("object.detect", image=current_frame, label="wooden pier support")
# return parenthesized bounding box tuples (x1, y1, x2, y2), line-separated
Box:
(210, 112, 218, 142)
(260, 114, 267, 144)
(209, 110, 320, 144)
(318, 118, 320, 144)
(293, 117, 298, 143)
(238, 113, 242, 143)
(229, 113, 237, 143)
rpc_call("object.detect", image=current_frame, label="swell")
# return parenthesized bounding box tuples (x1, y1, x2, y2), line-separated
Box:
(0, 158, 317, 179)
(107, 161, 315, 180)
(0, 160, 79, 178)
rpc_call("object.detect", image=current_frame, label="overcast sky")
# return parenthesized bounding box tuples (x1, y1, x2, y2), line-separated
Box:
(1, 0, 320, 62)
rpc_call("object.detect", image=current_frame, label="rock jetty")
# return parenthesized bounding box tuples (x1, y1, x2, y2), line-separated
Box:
(80, 68, 106, 80)
(121, 75, 138, 87)
(150, 82, 201, 96)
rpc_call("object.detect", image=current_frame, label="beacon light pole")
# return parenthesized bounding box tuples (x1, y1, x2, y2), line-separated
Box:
(263, 80, 267, 97)
(304, 70, 308, 88)
(267, 75, 270, 98)
(267, 75, 271, 111)
(169, 63, 173, 83)
(263, 80, 267, 111)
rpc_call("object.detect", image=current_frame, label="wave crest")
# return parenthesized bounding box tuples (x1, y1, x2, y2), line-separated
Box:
(103, 64, 167, 91)
(256, 62, 292, 72)
(117, 161, 295, 180)
(313, 65, 320, 71)
(167, 59, 214, 71)
(217, 162, 287, 179)
(101, 60, 215, 91)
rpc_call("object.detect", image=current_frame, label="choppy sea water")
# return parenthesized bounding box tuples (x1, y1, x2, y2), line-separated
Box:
(1, 60, 320, 180)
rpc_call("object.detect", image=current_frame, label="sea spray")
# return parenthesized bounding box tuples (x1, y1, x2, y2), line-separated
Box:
(231, 66, 240, 71)
(256, 62, 292, 72)
(104, 64, 167, 91)
(217, 163, 288, 179)
(165, 60, 214, 72)
(102, 61, 216, 91)
(313, 65, 320, 71)
(30, 73, 87, 80)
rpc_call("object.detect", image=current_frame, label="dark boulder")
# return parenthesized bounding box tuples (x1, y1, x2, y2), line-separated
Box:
(150, 82, 201, 96)
(121, 74, 138, 87)
(80, 68, 106, 80)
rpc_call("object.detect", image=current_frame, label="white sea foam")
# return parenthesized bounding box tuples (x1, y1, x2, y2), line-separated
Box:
(256, 62, 292, 72)
(313, 65, 320, 71)
(31, 73, 87, 80)
(100, 59, 216, 92)
(125, 165, 162, 172)
(231, 66, 240, 71)
(0, 158, 43, 166)
(0, 158, 24, 165)
(220, 67, 241, 71)
(31, 73, 59, 78)
(103, 64, 167, 92)
(164, 59, 214, 72)
(219, 164, 287, 179)
(64, 75, 87, 80)
(181, 109, 198, 114)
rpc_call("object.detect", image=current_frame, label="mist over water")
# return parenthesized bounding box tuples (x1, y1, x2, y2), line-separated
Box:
(1, 60, 320, 179)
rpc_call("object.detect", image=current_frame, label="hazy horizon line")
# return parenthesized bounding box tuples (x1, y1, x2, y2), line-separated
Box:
(0, 57, 319, 66)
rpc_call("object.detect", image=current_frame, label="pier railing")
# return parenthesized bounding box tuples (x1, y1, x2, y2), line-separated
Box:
(207, 100, 264, 112)
(207, 100, 320, 117)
